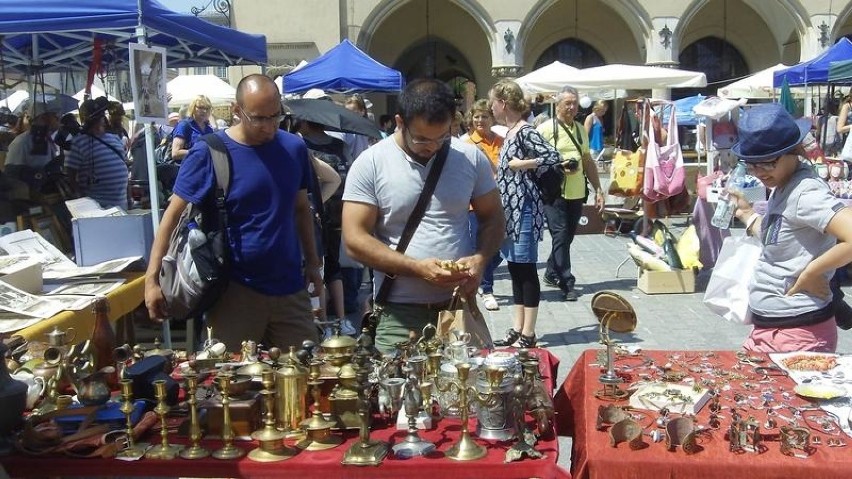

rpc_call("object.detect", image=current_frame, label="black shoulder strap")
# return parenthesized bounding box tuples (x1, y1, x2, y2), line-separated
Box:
(561, 121, 584, 152)
(84, 132, 126, 162)
(375, 141, 451, 304)
(198, 132, 232, 230)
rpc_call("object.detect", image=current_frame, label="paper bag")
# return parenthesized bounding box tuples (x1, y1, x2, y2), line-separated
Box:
(437, 289, 493, 350)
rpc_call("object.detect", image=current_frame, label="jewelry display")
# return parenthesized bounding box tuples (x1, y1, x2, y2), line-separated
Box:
(145, 379, 183, 460)
(115, 378, 148, 460)
(212, 371, 246, 460)
(249, 370, 296, 462)
(178, 363, 209, 460)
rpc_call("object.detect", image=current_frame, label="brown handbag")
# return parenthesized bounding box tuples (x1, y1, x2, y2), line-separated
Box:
(436, 287, 494, 350)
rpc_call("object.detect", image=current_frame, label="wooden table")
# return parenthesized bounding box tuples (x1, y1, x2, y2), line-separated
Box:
(554, 349, 851, 479)
(14, 273, 145, 344)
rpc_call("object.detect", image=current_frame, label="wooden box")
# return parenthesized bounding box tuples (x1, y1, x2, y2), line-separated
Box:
(201, 393, 261, 440)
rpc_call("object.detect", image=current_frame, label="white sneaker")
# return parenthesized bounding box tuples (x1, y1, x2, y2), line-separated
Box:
(481, 293, 499, 311)
(340, 317, 358, 336)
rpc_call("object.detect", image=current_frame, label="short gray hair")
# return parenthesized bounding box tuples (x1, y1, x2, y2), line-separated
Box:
(557, 85, 579, 102)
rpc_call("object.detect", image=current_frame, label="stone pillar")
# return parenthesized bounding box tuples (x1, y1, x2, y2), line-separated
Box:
(491, 20, 524, 79)
(646, 17, 681, 100)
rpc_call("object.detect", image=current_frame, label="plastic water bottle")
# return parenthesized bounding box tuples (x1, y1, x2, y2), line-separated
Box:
(185, 221, 206, 284)
(711, 162, 747, 229)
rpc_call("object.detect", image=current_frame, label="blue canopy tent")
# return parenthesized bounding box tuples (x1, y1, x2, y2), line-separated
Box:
(0, 0, 267, 72)
(773, 38, 852, 87)
(283, 39, 403, 94)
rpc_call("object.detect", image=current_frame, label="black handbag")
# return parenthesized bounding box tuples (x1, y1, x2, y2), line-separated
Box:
(362, 142, 451, 339)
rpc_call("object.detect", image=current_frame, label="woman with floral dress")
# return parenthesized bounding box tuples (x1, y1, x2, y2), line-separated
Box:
(489, 80, 563, 348)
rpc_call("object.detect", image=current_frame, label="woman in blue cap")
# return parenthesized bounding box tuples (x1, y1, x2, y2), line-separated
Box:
(731, 102, 852, 353)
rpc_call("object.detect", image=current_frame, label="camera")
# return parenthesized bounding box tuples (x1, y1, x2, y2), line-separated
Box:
(564, 158, 580, 172)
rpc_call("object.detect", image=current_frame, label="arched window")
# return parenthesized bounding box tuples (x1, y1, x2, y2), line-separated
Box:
(678, 37, 748, 97)
(534, 39, 605, 70)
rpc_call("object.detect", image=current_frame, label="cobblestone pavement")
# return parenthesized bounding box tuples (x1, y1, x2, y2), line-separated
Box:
(478, 222, 852, 470)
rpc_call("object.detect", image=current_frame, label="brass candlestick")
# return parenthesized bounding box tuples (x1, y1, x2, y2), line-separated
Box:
(296, 360, 342, 451)
(343, 334, 389, 466)
(145, 380, 183, 459)
(116, 379, 148, 459)
(438, 363, 488, 461)
(212, 371, 246, 460)
(249, 370, 297, 462)
(179, 367, 209, 460)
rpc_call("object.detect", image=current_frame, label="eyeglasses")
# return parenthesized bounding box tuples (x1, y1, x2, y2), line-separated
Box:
(240, 109, 285, 126)
(403, 127, 451, 147)
(195, 107, 210, 113)
(745, 156, 782, 172)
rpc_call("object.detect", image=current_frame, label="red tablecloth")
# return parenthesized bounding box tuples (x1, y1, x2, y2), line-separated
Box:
(554, 349, 851, 479)
(1, 349, 569, 479)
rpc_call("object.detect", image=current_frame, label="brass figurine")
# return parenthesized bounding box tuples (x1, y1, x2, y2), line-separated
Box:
(391, 366, 435, 458)
(343, 338, 389, 466)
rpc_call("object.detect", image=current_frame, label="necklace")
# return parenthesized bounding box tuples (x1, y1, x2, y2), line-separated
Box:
(507, 117, 523, 134)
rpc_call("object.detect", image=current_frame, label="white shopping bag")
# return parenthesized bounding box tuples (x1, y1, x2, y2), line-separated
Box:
(703, 235, 762, 324)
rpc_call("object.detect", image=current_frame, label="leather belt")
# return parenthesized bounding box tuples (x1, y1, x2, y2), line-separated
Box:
(383, 300, 452, 311)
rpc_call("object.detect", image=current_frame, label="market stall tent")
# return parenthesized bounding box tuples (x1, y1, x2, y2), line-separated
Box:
(515, 61, 581, 95)
(570, 64, 707, 90)
(718, 64, 793, 99)
(0, 0, 267, 73)
(167, 75, 236, 107)
(283, 39, 403, 94)
(773, 38, 852, 87)
(828, 59, 852, 82)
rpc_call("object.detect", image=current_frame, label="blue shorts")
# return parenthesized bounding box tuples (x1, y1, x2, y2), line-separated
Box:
(501, 203, 537, 264)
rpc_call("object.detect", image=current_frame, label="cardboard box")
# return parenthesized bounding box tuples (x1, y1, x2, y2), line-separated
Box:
(637, 268, 695, 294)
(576, 204, 606, 235)
(72, 210, 153, 266)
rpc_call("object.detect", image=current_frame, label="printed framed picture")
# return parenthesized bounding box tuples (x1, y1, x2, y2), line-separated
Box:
(129, 43, 168, 124)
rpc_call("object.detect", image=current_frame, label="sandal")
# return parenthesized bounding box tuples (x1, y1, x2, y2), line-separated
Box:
(494, 328, 521, 347)
(517, 333, 537, 349)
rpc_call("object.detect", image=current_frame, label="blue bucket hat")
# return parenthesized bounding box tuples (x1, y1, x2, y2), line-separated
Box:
(730, 103, 810, 163)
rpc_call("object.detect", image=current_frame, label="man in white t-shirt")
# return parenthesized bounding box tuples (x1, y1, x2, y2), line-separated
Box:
(342, 79, 505, 354)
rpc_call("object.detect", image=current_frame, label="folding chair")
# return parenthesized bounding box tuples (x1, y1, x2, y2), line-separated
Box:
(601, 196, 643, 237)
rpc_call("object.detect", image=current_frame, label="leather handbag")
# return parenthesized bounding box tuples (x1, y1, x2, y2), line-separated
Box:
(361, 142, 451, 340)
(437, 287, 494, 350)
(644, 102, 685, 201)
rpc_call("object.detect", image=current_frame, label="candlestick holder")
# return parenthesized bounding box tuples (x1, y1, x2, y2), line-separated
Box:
(296, 360, 342, 451)
(115, 379, 148, 460)
(145, 380, 183, 459)
(179, 365, 209, 460)
(212, 371, 246, 460)
(342, 347, 389, 466)
(249, 370, 297, 462)
(434, 362, 493, 461)
(392, 366, 435, 458)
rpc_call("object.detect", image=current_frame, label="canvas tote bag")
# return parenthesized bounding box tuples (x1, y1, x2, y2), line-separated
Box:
(608, 101, 647, 197)
(643, 102, 686, 201)
(437, 287, 494, 350)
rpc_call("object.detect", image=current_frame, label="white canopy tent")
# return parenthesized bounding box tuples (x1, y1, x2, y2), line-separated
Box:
(72, 85, 120, 104)
(274, 60, 308, 95)
(167, 74, 236, 107)
(569, 64, 707, 90)
(515, 61, 625, 100)
(0, 90, 29, 111)
(717, 64, 806, 99)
